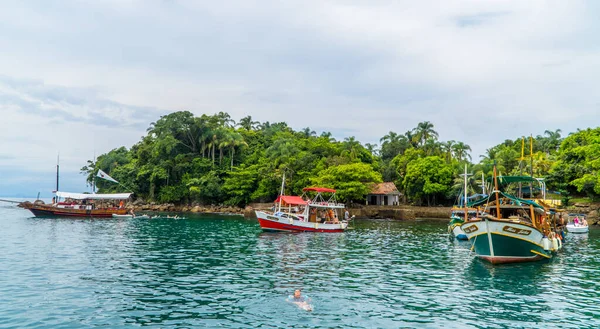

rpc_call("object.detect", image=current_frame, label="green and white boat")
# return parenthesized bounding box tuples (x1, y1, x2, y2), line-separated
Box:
(460, 167, 563, 264)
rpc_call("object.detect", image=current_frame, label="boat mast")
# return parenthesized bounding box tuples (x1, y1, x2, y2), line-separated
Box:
(463, 164, 469, 222)
(529, 135, 534, 198)
(56, 153, 60, 193)
(518, 137, 524, 198)
(493, 162, 501, 219)
(278, 172, 285, 213)
(481, 172, 485, 195)
(93, 151, 96, 194)
(529, 135, 536, 227)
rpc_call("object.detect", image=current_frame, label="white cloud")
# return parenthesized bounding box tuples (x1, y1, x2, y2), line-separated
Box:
(1, 0, 600, 194)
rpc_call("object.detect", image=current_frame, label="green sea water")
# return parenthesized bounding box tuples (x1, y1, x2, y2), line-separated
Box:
(1, 202, 599, 328)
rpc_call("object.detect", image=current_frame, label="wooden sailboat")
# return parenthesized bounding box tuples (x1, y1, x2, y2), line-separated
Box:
(19, 158, 131, 218)
(460, 164, 563, 264)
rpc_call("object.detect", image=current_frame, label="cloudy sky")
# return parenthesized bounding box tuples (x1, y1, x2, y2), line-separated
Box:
(1, 0, 599, 197)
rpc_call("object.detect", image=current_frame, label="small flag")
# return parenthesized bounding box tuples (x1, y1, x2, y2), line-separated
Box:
(96, 169, 119, 184)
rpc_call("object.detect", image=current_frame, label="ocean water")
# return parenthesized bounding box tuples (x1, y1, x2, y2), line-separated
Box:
(1, 201, 599, 328)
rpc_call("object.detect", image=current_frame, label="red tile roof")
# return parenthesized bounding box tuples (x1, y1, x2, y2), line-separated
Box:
(369, 182, 401, 195)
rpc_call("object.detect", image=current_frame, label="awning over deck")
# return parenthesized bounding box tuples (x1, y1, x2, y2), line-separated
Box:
(274, 195, 308, 205)
(56, 191, 132, 200)
(467, 192, 544, 209)
(302, 187, 336, 193)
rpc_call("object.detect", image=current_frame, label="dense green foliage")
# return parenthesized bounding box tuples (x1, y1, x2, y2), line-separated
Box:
(82, 111, 599, 206)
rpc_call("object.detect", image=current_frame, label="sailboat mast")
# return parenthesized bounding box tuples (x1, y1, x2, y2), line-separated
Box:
(529, 135, 534, 198)
(519, 137, 524, 198)
(278, 172, 285, 212)
(463, 164, 468, 222)
(493, 163, 501, 219)
(93, 151, 96, 194)
(481, 172, 485, 195)
(56, 153, 60, 193)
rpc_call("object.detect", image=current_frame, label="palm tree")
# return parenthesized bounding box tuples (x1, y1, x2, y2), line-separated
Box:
(543, 129, 562, 154)
(412, 121, 439, 147)
(380, 131, 399, 145)
(343, 136, 362, 160)
(423, 138, 441, 156)
(404, 130, 419, 148)
(238, 116, 259, 130)
(301, 127, 316, 138)
(220, 131, 248, 170)
(320, 131, 336, 142)
(452, 142, 472, 162)
(216, 111, 236, 127)
(364, 143, 379, 156)
(441, 140, 456, 162)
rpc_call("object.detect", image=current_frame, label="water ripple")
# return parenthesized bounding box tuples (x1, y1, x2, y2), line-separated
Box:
(1, 207, 600, 328)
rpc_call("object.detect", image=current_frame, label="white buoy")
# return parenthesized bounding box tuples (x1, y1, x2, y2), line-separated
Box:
(551, 238, 559, 251)
(542, 237, 551, 251)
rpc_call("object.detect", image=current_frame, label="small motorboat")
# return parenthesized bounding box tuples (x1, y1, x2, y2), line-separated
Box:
(566, 223, 589, 234)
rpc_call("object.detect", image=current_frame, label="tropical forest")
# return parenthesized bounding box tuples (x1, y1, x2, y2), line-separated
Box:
(81, 111, 600, 207)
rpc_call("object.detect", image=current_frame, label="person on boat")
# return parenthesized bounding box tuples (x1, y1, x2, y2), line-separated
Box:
(344, 210, 350, 221)
(558, 214, 565, 228)
(582, 217, 588, 226)
(574, 216, 580, 225)
(119, 200, 124, 209)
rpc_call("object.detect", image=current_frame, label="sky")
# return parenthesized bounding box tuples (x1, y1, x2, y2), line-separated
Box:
(1, 0, 600, 197)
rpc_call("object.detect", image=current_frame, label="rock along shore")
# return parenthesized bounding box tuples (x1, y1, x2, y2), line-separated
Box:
(131, 200, 600, 223)
(130, 201, 452, 221)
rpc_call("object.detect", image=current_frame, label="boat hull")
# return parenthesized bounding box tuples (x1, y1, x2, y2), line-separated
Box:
(461, 218, 552, 264)
(452, 225, 468, 240)
(566, 224, 589, 234)
(22, 203, 128, 218)
(256, 211, 346, 233)
(449, 217, 468, 240)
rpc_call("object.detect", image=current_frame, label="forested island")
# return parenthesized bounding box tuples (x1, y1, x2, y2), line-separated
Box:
(81, 111, 600, 209)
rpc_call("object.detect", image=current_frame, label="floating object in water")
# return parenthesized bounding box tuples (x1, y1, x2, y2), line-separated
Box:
(165, 215, 186, 219)
(112, 214, 133, 219)
(112, 214, 150, 219)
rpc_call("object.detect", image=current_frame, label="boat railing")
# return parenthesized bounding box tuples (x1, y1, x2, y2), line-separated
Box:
(308, 201, 345, 208)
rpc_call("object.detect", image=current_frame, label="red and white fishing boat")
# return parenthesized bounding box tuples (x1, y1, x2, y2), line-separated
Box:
(256, 176, 350, 232)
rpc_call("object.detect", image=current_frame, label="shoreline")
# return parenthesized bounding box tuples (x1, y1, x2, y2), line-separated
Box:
(130, 202, 453, 220)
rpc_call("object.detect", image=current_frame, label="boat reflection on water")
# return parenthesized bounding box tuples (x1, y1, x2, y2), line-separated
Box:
(460, 258, 557, 325)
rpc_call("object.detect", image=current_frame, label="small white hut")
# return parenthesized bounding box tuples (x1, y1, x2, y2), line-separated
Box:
(366, 182, 401, 206)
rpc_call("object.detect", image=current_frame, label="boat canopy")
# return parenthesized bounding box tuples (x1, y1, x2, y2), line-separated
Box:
(274, 195, 308, 205)
(302, 187, 336, 193)
(488, 176, 539, 184)
(55, 191, 132, 200)
(467, 191, 544, 209)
